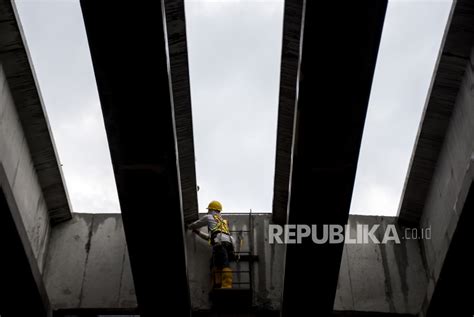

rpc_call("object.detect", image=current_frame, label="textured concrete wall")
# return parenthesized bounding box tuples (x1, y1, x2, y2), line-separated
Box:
(418, 45, 474, 314)
(44, 213, 136, 310)
(334, 216, 427, 315)
(187, 213, 285, 311)
(0, 64, 50, 273)
(42, 212, 428, 313)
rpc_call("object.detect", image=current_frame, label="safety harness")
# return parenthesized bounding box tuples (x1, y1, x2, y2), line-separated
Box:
(209, 213, 230, 245)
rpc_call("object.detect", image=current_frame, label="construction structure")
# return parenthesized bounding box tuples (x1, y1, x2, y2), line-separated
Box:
(0, 0, 473, 316)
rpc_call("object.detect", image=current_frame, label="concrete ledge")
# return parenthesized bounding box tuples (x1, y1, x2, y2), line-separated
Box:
(44, 213, 136, 310)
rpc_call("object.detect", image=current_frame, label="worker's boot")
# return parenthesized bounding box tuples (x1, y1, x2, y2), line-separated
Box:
(211, 268, 222, 288)
(221, 267, 233, 289)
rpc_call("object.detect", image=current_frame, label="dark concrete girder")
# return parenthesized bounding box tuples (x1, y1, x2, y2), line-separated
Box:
(272, 0, 305, 225)
(165, 0, 199, 224)
(80, 1, 192, 315)
(280, 1, 387, 315)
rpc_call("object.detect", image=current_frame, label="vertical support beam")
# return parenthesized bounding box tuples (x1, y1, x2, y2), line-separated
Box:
(281, 1, 387, 315)
(80, 1, 191, 315)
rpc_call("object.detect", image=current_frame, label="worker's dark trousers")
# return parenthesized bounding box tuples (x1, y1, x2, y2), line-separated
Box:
(212, 241, 234, 268)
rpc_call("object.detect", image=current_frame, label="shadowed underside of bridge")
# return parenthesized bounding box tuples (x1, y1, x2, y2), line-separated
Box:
(274, 1, 387, 315)
(80, 0, 196, 315)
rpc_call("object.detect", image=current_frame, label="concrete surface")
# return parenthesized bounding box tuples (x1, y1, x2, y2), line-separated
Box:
(0, 164, 52, 316)
(272, 0, 303, 226)
(334, 216, 427, 315)
(418, 43, 474, 314)
(44, 213, 136, 310)
(0, 64, 50, 273)
(165, 0, 199, 224)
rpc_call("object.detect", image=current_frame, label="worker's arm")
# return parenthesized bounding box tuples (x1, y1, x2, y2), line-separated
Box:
(192, 229, 210, 241)
(187, 215, 209, 230)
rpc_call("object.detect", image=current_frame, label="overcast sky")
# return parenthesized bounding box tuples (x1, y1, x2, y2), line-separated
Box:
(350, 0, 452, 215)
(185, 0, 284, 212)
(13, 0, 452, 215)
(15, 0, 121, 213)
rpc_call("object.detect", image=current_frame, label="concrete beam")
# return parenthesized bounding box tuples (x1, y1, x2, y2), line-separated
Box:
(80, 1, 191, 315)
(0, 0, 72, 224)
(397, 0, 473, 226)
(424, 179, 474, 316)
(416, 42, 474, 316)
(272, 0, 304, 225)
(281, 1, 387, 315)
(165, 0, 199, 224)
(0, 164, 51, 316)
(45, 214, 136, 310)
(335, 216, 427, 315)
(0, 62, 51, 272)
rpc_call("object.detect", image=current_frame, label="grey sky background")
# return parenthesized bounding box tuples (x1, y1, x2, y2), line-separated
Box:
(185, 0, 284, 213)
(13, 0, 452, 215)
(350, 0, 452, 216)
(15, 0, 120, 213)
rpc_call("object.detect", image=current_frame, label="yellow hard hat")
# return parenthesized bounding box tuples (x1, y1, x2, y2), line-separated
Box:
(207, 200, 222, 211)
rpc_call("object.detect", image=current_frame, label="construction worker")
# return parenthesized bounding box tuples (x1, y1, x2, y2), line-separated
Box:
(188, 200, 235, 289)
